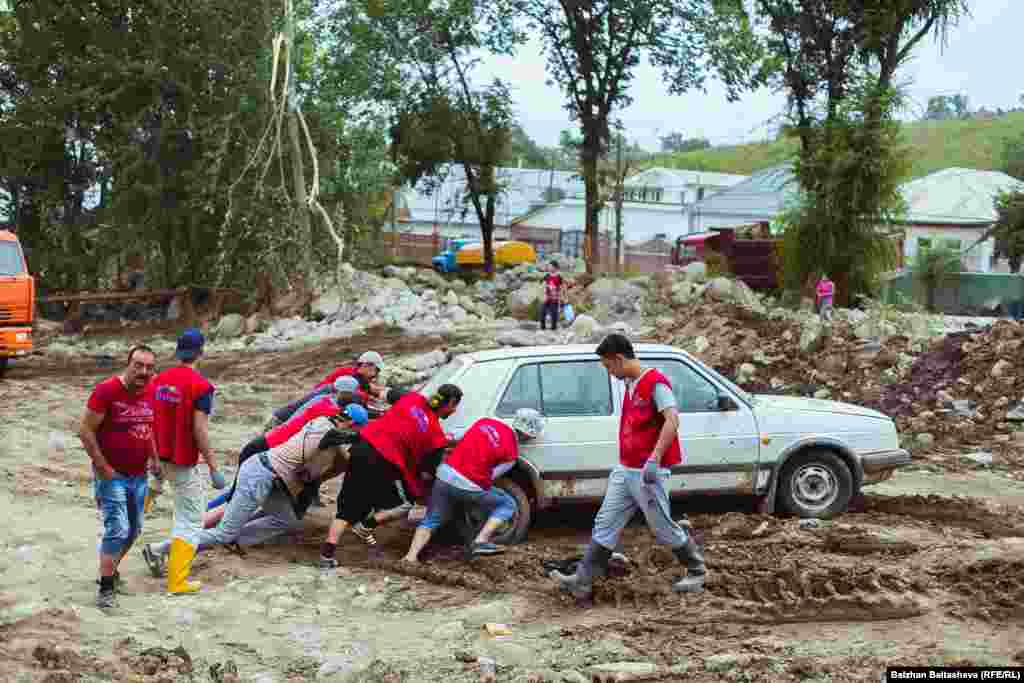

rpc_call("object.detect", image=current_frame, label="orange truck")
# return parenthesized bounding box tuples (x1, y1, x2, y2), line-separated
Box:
(0, 230, 34, 374)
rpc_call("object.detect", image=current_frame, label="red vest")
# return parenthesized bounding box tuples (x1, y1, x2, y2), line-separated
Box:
(619, 369, 682, 468)
(153, 365, 214, 467)
(361, 392, 447, 499)
(445, 418, 518, 490)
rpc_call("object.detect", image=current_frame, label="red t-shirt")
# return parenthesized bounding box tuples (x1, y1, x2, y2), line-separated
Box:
(316, 365, 360, 390)
(153, 365, 214, 467)
(86, 376, 155, 477)
(360, 392, 448, 499)
(543, 273, 563, 304)
(266, 396, 340, 448)
(445, 418, 518, 490)
(619, 369, 682, 469)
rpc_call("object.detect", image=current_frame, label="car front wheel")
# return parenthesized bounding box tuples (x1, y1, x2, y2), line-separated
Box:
(456, 477, 533, 546)
(777, 449, 854, 519)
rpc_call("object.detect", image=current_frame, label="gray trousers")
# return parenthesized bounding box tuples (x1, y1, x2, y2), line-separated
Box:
(591, 465, 689, 550)
(197, 455, 283, 549)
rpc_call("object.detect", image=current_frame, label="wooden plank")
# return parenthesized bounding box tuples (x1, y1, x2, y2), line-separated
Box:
(39, 287, 244, 306)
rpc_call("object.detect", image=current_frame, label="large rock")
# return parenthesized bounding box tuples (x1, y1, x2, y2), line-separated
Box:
(671, 281, 697, 306)
(311, 290, 341, 318)
(475, 302, 496, 320)
(448, 306, 469, 325)
(215, 313, 245, 339)
(706, 277, 734, 302)
(568, 314, 600, 342)
(506, 282, 543, 319)
(683, 261, 707, 282)
(416, 269, 447, 290)
(444, 290, 461, 308)
(799, 321, 825, 353)
(496, 330, 539, 347)
(407, 350, 448, 372)
(588, 278, 645, 314)
(244, 314, 267, 335)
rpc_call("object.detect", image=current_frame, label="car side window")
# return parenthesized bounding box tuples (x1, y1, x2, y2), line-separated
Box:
(496, 361, 612, 417)
(496, 364, 542, 416)
(539, 361, 612, 417)
(646, 359, 719, 414)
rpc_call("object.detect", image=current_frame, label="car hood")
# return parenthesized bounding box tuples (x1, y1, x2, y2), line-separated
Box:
(751, 394, 890, 421)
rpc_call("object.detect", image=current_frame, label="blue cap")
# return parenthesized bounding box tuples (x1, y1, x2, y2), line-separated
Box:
(175, 327, 205, 361)
(344, 403, 369, 426)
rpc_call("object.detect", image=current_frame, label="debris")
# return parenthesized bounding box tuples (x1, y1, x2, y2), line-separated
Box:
(962, 452, 994, 467)
(483, 623, 513, 637)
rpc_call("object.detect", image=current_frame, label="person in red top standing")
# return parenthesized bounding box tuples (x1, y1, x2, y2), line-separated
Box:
(318, 384, 463, 568)
(539, 260, 566, 331)
(142, 328, 227, 594)
(402, 409, 545, 563)
(79, 345, 158, 609)
(550, 333, 706, 602)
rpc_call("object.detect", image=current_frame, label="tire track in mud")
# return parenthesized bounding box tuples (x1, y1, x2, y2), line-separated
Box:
(933, 558, 1024, 623)
(861, 494, 1024, 538)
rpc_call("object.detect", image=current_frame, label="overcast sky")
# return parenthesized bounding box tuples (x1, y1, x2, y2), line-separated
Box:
(479, 2, 1021, 152)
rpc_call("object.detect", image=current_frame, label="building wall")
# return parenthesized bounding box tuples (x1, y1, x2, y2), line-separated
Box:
(881, 271, 1024, 314)
(902, 224, 993, 272)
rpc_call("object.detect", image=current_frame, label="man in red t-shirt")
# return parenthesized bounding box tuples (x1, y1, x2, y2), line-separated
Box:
(79, 344, 157, 609)
(318, 384, 463, 568)
(550, 333, 706, 602)
(142, 328, 226, 595)
(540, 260, 566, 331)
(402, 408, 545, 563)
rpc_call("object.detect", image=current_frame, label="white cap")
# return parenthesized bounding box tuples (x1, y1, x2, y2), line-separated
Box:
(357, 351, 384, 371)
(333, 376, 360, 394)
(509, 408, 545, 439)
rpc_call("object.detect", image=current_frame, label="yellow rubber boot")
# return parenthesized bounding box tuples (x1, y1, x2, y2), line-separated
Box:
(166, 538, 201, 594)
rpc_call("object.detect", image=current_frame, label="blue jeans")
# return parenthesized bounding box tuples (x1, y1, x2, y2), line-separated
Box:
(94, 473, 148, 556)
(591, 465, 688, 551)
(420, 479, 517, 531)
(540, 301, 561, 330)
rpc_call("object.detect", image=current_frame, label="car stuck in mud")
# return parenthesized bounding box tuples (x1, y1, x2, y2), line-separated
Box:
(424, 343, 912, 544)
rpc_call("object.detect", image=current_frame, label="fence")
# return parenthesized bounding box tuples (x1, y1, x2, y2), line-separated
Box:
(880, 271, 1024, 315)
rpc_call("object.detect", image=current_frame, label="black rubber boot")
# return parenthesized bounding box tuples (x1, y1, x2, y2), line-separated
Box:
(550, 542, 612, 601)
(671, 538, 707, 593)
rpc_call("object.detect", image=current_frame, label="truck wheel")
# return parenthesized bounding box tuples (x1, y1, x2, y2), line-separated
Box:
(777, 449, 853, 519)
(457, 477, 532, 546)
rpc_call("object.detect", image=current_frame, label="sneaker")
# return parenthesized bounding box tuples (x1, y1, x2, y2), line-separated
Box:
(318, 556, 338, 570)
(351, 522, 378, 547)
(471, 542, 505, 556)
(142, 544, 166, 578)
(96, 587, 116, 609)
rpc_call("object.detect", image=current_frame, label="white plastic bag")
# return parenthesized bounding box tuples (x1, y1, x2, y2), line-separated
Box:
(562, 303, 575, 323)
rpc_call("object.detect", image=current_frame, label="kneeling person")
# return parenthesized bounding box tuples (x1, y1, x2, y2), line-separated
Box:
(403, 409, 545, 562)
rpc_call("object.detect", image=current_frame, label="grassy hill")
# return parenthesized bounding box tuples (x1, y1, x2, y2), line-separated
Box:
(650, 112, 1024, 179)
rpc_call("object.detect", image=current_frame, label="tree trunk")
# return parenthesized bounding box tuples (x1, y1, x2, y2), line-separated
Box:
(287, 111, 314, 283)
(582, 153, 600, 275)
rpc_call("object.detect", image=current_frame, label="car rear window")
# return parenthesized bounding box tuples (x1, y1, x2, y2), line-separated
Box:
(497, 360, 612, 417)
(0, 241, 24, 276)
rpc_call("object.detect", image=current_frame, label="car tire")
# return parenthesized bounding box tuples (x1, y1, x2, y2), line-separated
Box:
(777, 449, 853, 519)
(456, 477, 532, 546)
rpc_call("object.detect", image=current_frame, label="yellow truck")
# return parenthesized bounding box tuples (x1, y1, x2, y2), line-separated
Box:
(0, 230, 34, 375)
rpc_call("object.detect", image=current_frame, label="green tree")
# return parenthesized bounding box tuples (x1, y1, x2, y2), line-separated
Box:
(912, 244, 961, 312)
(659, 131, 712, 153)
(993, 190, 1024, 273)
(1001, 133, 1024, 181)
(502, 0, 766, 274)
(759, 0, 968, 304)
(924, 95, 955, 120)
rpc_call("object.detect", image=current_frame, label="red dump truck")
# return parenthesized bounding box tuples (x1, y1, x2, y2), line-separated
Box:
(671, 226, 780, 291)
(0, 230, 34, 375)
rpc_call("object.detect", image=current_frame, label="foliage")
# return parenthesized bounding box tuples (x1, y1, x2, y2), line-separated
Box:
(911, 245, 961, 312)
(1001, 132, 1024, 181)
(992, 190, 1024, 273)
(759, 0, 968, 305)
(923, 94, 971, 121)
(500, 0, 768, 274)
(644, 112, 1024, 179)
(659, 132, 711, 154)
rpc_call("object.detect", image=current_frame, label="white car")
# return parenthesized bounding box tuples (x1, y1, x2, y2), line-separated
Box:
(420, 343, 911, 544)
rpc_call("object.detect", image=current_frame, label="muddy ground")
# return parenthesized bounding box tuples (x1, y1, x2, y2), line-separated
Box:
(2, 332, 1024, 682)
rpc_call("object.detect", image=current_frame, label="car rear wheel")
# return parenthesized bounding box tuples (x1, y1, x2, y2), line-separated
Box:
(456, 477, 532, 546)
(777, 449, 853, 519)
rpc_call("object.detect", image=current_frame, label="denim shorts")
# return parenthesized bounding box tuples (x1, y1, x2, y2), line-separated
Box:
(94, 473, 148, 555)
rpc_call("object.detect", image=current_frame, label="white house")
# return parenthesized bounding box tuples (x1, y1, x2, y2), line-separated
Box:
(683, 164, 798, 234)
(899, 168, 1024, 273)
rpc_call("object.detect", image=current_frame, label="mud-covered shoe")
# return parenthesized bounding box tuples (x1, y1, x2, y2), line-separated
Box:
(96, 587, 116, 609)
(142, 544, 166, 578)
(671, 538, 707, 594)
(318, 556, 338, 570)
(471, 542, 505, 556)
(549, 568, 593, 600)
(351, 522, 378, 547)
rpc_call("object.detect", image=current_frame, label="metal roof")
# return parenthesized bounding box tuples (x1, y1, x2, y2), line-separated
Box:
(899, 167, 1024, 226)
(684, 164, 799, 220)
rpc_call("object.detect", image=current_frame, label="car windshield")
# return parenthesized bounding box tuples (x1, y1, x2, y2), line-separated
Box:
(418, 356, 465, 395)
(0, 241, 24, 276)
(689, 355, 753, 404)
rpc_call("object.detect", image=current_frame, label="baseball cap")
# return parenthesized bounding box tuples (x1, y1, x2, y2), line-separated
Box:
(334, 376, 360, 394)
(357, 351, 384, 371)
(175, 327, 205, 361)
(510, 407, 545, 439)
(344, 403, 369, 426)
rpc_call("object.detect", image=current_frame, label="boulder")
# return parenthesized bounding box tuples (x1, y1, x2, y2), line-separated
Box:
(693, 336, 710, 355)
(506, 282, 543, 319)
(588, 278, 645, 314)
(705, 277, 735, 302)
(799, 322, 825, 353)
(496, 330, 539, 347)
(311, 290, 341, 318)
(215, 314, 245, 339)
(445, 290, 461, 308)
(567, 314, 600, 342)
(736, 363, 757, 384)
(448, 306, 469, 325)
(407, 350, 448, 372)
(475, 302, 496, 320)
(1006, 403, 1024, 422)
(671, 281, 696, 306)
(683, 261, 707, 282)
(244, 314, 267, 335)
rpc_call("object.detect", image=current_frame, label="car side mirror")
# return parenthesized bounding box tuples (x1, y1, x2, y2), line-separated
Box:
(716, 394, 738, 411)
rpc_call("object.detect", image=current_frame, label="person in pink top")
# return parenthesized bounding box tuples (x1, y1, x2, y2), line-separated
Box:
(816, 273, 835, 321)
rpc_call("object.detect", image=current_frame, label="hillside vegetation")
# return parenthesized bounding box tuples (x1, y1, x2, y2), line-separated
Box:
(649, 112, 1024, 179)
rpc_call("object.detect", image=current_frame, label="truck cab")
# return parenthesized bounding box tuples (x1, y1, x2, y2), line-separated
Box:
(432, 238, 478, 273)
(0, 230, 34, 374)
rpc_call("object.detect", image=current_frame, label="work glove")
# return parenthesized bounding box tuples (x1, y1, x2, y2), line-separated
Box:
(210, 468, 227, 490)
(643, 458, 660, 486)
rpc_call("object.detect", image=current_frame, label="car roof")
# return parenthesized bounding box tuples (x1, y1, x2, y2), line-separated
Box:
(459, 343, 687, 364)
